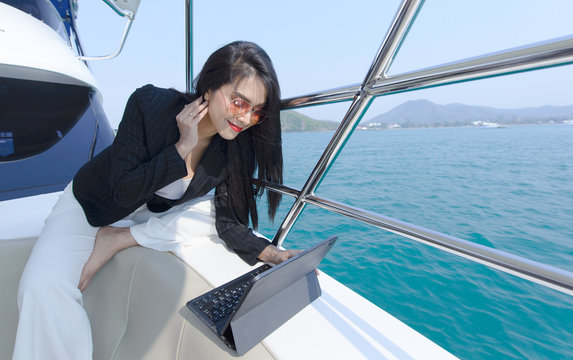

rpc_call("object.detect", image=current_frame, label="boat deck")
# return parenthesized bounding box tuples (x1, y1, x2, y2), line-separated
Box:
(0, 193, 457, 359)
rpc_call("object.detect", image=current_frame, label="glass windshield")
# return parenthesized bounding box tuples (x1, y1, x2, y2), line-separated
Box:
(0, 77, 92, 162)
(1, 0, 69, 43)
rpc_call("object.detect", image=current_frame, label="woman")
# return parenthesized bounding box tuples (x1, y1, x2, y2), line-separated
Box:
(14, 41, 297, 360)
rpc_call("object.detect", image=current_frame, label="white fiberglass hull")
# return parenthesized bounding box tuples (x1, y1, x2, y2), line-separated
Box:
(0, 2, 96, 88)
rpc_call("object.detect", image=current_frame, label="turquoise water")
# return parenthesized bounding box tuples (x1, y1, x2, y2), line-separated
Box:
(257, 125, 573, 360)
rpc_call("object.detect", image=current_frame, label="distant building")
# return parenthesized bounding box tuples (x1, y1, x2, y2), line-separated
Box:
(473, 121, 500, 128)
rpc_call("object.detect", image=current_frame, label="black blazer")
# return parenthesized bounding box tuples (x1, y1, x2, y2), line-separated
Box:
(73, 85, 268, 265)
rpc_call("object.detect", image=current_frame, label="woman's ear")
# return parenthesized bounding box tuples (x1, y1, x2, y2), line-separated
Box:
(203, 90, 211, 101)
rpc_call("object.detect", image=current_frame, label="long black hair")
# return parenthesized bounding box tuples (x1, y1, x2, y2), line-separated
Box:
(180, 41, 282, 229)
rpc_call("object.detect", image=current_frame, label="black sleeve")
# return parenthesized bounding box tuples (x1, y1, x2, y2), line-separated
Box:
(109, 85, 188, 207)
(214, 182, 270, 265)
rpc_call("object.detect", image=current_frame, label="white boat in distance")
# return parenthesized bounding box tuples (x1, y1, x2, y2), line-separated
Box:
(472, 121, 503, 128)
(1, 0, 572, 359)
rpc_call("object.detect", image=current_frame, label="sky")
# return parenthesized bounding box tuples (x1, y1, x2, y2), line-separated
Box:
(76, 0, 573, 128)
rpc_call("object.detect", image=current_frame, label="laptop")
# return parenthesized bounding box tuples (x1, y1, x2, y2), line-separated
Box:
(186, 236, 338, 355)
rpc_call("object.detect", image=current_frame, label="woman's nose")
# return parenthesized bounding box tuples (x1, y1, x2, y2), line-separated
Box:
(235, 112, 253, 126)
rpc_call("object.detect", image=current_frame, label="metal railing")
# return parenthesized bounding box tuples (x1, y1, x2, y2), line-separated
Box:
(185, 0, 193, 92)
(266, 0, 573, 297)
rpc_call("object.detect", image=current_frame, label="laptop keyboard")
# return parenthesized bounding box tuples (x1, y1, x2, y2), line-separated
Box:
(190, 264, 272, 324)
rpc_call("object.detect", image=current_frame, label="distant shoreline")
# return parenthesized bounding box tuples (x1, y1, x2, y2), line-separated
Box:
(281, 122, 573, 134)
(281, 100, 573, 132)
(356, 121, 572, 131)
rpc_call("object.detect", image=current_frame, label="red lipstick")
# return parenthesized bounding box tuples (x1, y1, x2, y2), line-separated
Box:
(228, 120, 243, 133)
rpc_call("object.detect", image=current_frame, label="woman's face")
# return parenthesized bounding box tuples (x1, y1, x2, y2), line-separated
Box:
(205, 75, 267, 140)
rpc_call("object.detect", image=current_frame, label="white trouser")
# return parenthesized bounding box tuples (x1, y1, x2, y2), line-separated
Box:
(13, 182, 217, 360)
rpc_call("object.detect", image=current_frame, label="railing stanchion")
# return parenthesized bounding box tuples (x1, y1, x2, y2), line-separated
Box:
(272, 0, 425, 247)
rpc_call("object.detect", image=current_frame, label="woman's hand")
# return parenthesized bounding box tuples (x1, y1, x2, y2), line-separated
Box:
(258, 245, 303, 265)
(175, 97, 209, 159)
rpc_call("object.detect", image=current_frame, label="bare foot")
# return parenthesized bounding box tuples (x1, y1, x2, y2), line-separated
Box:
(78, 226, 137, 292)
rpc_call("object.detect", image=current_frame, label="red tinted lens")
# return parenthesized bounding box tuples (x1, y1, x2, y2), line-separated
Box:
(251, 109, 264, 124)
(229, 98, 250, 114)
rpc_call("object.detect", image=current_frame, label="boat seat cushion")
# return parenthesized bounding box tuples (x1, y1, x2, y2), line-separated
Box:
(0, 238, 275, 360)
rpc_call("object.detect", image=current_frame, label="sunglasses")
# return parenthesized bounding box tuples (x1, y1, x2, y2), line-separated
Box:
(222, 90, 266, 125)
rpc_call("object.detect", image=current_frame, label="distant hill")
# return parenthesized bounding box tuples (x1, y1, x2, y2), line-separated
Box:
(280, 110, 338, 132)
(365, 100, 573, 128)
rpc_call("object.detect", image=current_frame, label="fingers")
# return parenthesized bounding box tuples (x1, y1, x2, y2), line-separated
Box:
(193, 103, 209, 122)
(174, 97, 209, 158)
(258, 246, 305, 265)
(276, 247, 302, 264)
(179, 97, 208, 123)
(78, 263, 92, 292)
(287, 249, 303, 258)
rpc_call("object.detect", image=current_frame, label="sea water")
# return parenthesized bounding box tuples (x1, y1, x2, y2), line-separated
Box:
(257, 124, 573, 360)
